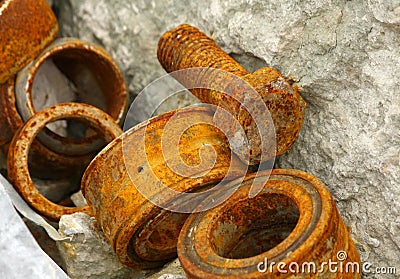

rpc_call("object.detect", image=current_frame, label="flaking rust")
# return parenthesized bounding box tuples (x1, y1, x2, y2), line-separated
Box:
(81, 106, 247, 269)
(0, 78, 94, 179)
(15, 38, 128, 156)
(0, 38, 128, 179)
(178, 169, 361, 279)
(7, 103, 122, 221)
(158, 24, 306, 165)
(0, 0, 58, 84)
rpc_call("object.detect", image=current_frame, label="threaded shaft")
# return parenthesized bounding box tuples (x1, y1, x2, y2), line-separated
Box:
(158, 24, 249, 105)
(158, 24, 248, 76)
(157, 24, 306, 165)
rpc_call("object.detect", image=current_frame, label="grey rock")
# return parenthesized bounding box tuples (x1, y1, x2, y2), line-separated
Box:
(146, 259, 186, 279)
(70, 191, 87, 207)
(55, 0, 400, 278)
(23, 218, 66, 270)
(57, 213, 145, 279)
(0, 174, 69, 279)
(32, 59, 77, 137)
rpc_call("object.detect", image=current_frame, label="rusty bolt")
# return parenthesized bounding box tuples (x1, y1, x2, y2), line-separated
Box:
(158, 24, 306, 165)
(15, 37, 128, 156)
(0, 78, 95, 179)
(7, 103, 123, 221)
(81, 106, 247, 269)
(178, 169, 361, 278)
(0, 0, 58, 84)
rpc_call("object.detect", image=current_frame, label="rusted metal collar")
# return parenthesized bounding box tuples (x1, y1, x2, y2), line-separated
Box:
(15, 37, 128, 156)
(82, 106, 247, 269)
(178, 169, 361, 278)
(158, 24, 306, 165)
(0, 0, 58, 84)
(7, 103, 122, 221)
(0, 79, 94, 179)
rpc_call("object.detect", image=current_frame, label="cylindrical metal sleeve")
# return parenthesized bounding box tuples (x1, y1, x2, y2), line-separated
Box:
(178, 169, 361, 279)
(7, 103, 122, 220)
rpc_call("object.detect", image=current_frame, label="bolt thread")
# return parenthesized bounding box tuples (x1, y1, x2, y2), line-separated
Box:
(158, 24, 249, 104)
(157, 24, 306, 164)
(158, 24, 248, 76)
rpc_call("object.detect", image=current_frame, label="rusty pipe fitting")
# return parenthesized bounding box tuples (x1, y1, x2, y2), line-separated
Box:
(0, 78, 95, 179)
(81, 106, 248, 269)
(178, 169, 361, 278)
(158, 24, 306, 165)
(15, 38, 128, 156)
(7, 103, 123, 221)
(0, 0, 58, 84)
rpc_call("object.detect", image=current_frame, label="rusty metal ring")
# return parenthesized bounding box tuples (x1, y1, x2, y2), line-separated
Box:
(7, 103, 123, 221)
(15, 38, 127, 156)
(1, 77, 99, 179)
(178, 169, 361, 278)
(0, 0, 58, 84)
(82, 106, 247, 269)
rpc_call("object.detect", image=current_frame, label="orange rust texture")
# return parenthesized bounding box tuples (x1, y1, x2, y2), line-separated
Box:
(1, 39, 128, 178)
(81, 106, 247, 269)
(178, 169, 361, 278)
(7, 103, 122, 220)
(15, 38, 128, 157)
(0, 79, 95, 179)
(158, 24, 307, 164)
(19, 38, 128, 124)
(0, 0, 58, 84)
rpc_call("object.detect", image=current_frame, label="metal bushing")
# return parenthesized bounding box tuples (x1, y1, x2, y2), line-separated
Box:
(0, 78, 94, 179)
(15, 37, 128, 156)
(81, 106, 248, 269)
(7, 103, 123, 220)
(0, 0, 58, 84)
(178, 169, 361, 278)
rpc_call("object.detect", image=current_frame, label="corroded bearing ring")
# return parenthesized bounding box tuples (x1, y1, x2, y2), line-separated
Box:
(178, 169, 361, 278)
(82, 106, 247, 269)
(1, 78, 98, 179)
(7, 103, 122, 220)
(0, 0, 58, 84)
(15, 38, 127, 156)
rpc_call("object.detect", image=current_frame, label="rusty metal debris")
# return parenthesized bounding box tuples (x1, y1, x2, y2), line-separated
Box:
(0, 0, 58, 84)
(0, 38, 128, 179)
(7, 103, 123, 221)
(81, 106, 247, 269)
(158, 24, 307, 165)
(177, 169, 361, 278)
(0, 78, 93, 179)
(1, 15, 361, 279)
(15, 37, 128, 156)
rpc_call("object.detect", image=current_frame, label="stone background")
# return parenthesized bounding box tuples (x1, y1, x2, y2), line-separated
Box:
(54, 0, 400, 278)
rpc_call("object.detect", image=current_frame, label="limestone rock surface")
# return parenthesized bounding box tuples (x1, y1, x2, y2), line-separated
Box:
(57, 213, 145, 279)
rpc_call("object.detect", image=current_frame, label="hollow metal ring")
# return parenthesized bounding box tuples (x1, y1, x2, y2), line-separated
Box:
(15, 38, 128, 156)
(177, 169, 361, 278)
(81, 106, 247, 269)
(7, 103, 123, 220)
